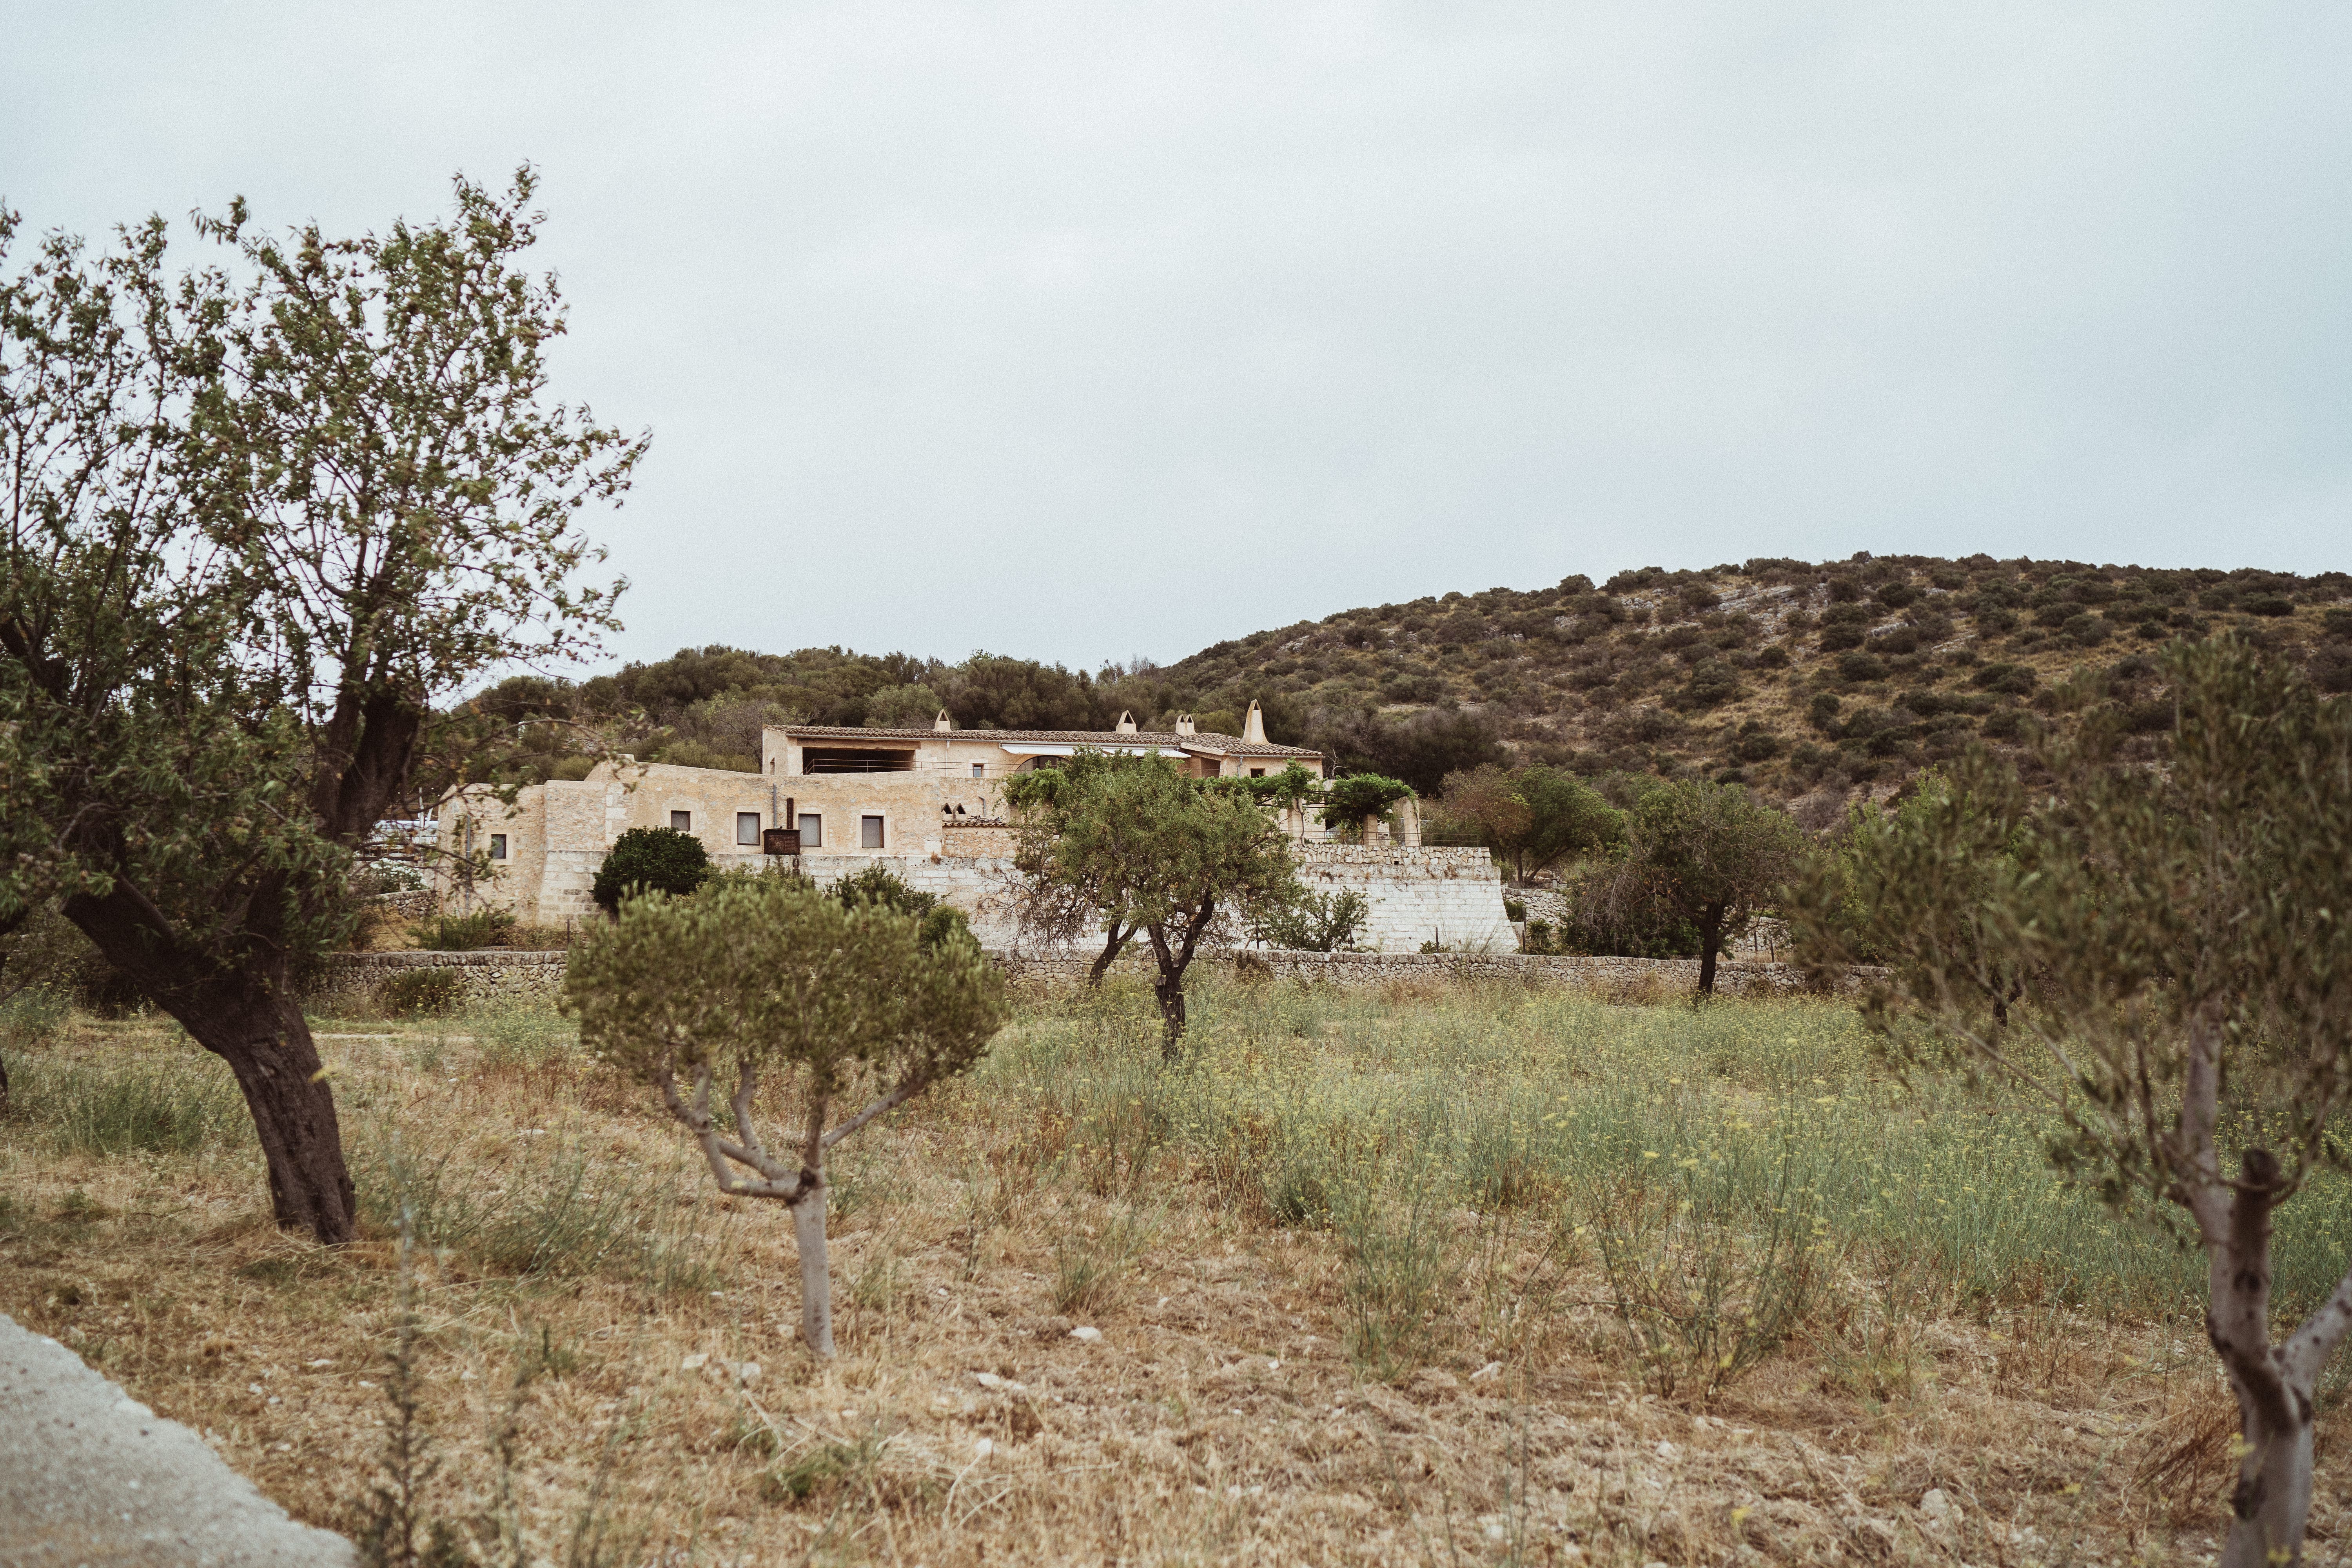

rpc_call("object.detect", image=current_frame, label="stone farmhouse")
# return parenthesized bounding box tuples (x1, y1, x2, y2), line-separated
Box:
(436, 703, 1513, 953)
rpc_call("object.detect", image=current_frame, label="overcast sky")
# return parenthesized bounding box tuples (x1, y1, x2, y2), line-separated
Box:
(6, 4, 2347, 676)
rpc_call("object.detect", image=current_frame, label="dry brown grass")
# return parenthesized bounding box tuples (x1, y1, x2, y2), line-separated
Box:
(1, 992, 2343, 1566)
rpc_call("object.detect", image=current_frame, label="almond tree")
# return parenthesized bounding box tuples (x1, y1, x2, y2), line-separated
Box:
(1794, 638, 2352, 1566)
(0, 172, 641, 1241)
(565, 874, 1007, 1356)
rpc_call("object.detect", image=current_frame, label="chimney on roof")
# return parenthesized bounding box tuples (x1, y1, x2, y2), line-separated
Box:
(1242, 700, 1267, 745)
(1114, 710, 1138, 734)
(934, 710, 953, 732)
(1174, 713, 1195, 736)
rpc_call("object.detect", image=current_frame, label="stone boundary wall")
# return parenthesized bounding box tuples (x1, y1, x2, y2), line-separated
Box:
(330, 948, 569, 1004)
(323, 946, 1875, 1004)
(993, 947, 1869, 998)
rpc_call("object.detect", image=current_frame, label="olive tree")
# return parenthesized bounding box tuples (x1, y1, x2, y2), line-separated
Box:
(566, 874, 1006, 1356)
(1791, 639, 2351, 1566)
(1610, 781, 1806, 995)
(0, 173, 642, 1241)
(1007, 751, 1298, 1055)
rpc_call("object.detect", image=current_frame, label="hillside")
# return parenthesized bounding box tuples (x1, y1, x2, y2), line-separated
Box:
(462, 555, 2351, 816)
(1165, 554, 2352, 819)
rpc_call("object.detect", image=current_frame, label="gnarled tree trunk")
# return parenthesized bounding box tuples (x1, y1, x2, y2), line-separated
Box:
(196, 991, 358, 1245)
(1088, 918, 1136, 987)
(1145, 913, 1209, 1061)
(64, 888, 357, 1244)
(2209, 1152, 2318, 1567)
(1695, 906, 1727, 996)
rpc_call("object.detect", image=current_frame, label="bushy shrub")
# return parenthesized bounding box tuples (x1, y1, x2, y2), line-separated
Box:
(413, 907, 517, 951)
(1254, 888, 1372, 952)
(826, 863, 972, 948)
(379, 967, 465, 1017)
(590, 827, 711, 913)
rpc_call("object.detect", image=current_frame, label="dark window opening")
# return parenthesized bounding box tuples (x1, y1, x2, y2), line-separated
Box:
(1250, 768, 1266, 778)
(671, 810, 692, 831)
(801, 747, 916, 774)
(489, 833, 507, 860)
(860, 815, 885, 849)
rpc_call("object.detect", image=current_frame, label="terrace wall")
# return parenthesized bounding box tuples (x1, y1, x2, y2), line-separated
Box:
(323, 945, 1867, 1007)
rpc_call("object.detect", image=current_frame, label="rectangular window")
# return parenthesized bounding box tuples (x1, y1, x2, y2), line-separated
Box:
(737, 812, 761, 846)
(1250, 768, 1266, 778)
(488, 833, 507, 860)
(798, 813, 822, 848)
(971, 762, 985, 778)
(670, 809, 692, 831)
(860, 814, 885, 849)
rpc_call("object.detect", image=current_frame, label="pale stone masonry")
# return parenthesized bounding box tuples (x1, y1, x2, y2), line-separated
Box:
(432, 705, 1509, 953)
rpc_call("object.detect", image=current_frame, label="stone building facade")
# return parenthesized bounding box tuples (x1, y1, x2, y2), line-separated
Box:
(432, 705, 1507, 952)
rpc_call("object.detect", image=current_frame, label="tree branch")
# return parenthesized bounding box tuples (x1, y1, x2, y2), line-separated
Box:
(2285, 1261, 2352, 1385)
(821, 1076, 929, 1151)
(655, 1063, 806, 1200)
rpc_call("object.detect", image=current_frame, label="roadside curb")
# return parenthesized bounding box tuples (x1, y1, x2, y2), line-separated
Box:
(0, 1313, 355, 1566)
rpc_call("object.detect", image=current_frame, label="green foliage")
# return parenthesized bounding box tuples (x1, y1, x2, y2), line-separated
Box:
(1, 173, 642, 1238)
(379, 968, 465, 1018)
(1800, 639, 2352, 1221)
(1312, 709, 1506, 795)
(1005, 751, 1301, 1049)
(590, 827, 711, 914)
(826, 862, 971, 949)
(1435, 764, 1621, 882)
(1789, 637, 2352, 1561)
(413, 907, 517, 952)
(1315, 773, 1415, 839)
(1602, 781, 1807, 989)
(1251, 887, 1371, 953)
(10, 1036, 246, 1154)
(567, 874, 1007, 1124)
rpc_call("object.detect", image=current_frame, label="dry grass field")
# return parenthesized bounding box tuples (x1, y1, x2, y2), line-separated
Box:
(3, 977, 2348, 1566)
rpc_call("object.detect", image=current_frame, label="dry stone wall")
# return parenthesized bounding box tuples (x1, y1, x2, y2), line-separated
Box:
(324, 945, 1868, 1007)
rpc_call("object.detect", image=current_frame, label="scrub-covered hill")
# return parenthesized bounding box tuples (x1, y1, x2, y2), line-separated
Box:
(1162, 554, 2352, 817)
(458, 555, 2351, 815)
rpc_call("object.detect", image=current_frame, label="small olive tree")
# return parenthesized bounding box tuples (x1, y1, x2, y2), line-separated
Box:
(1791, 638, 2352, 1566)
(1610, 781, 1807, 995)
(566, 875, 1007, 1356)
(1006, 751, 1298, 1054)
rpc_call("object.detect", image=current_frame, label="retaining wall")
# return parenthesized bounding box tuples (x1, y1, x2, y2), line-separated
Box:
(323, 945, 1867, 1005)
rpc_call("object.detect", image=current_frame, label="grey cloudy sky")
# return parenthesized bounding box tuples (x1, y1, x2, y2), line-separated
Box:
(6, 4, 2347, 675)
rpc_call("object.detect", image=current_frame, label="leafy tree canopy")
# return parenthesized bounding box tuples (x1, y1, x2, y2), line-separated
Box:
(591, 827, 710, 913)
(0, 171, 641, 1241)
(567, 874, 1007, 1355)
(1436, 764, 1621, 882)
(1789, 638, 2352, 1566)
